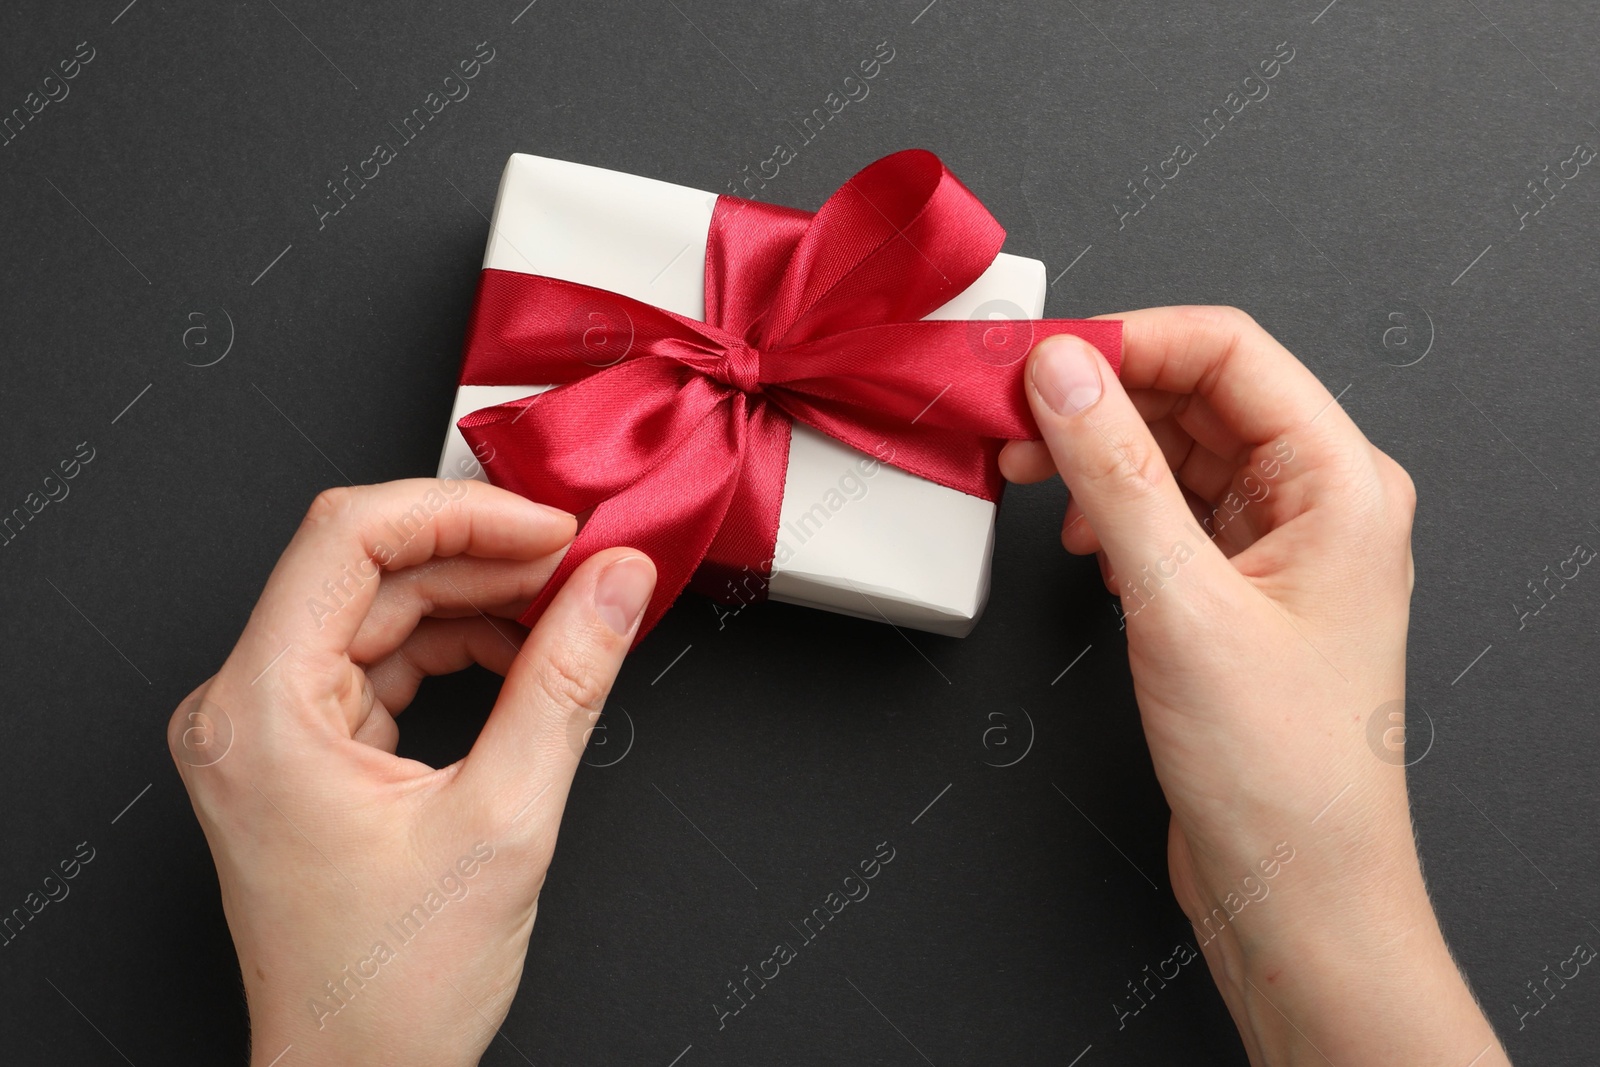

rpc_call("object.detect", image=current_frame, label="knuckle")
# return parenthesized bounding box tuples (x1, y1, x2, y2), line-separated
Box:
(533, 649, 610, 718)
(1184, 304, 1261, 340)
(166, 688, 205, 762)
(165, 680, 239, 777)
(1329, 457, 1387, 525)
(303, 485, 358, 528)
(164, 704, 191, 764)
(1173, 307, 1269, 397)
(1354, 452, 1417, 542)
(1380, 455, 1418, 519)
(1078, 425, 1167, 498)
(1332, 450, 1415, 553)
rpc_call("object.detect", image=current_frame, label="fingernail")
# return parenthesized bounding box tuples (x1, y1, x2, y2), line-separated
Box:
(594, 555, 655, 635)
(1032, 335, 1103, 416)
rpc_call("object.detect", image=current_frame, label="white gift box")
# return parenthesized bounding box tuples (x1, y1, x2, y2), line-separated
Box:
(438, 154, 1047, 637)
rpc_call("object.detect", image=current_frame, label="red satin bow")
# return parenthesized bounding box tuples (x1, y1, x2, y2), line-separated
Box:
(456, 149, 1121, 642)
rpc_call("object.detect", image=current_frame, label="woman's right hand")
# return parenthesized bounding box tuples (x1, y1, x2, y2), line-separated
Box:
(1001, 307, 1508, 1066)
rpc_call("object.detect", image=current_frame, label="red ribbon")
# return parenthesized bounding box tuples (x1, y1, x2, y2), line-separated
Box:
(456, 149, 1121, 642)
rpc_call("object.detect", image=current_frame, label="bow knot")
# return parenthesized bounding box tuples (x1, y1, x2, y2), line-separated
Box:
(712, 338, 763, 395)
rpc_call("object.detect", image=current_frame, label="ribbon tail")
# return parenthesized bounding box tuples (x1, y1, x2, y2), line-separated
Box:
(689, 398, 792, 604)
(767, 388, 1005, 500)
(460, 361, 722, 514)
(767, 319, 1124, 440)
(517, 402, 746, 646)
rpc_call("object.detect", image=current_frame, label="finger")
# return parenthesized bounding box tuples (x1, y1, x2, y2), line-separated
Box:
(1168, 429, 1241, 506)
(1196, 471, 1277, 557)
(1024, 333, 1230, 602)
(348, 554, 565, 665)
(1002, 395, 1193, 485)
(1029, 404, 1245, 561)
(1069, 479, 1220, 559)
(352, 690, 400, 754)
(363, 615, 529, 715)
(1180, 485, 1226, 545)
(1094, 306, 1354, 451)
(1157, 391, 1253, 472)
(457, 548, 656, 828)
(1006, 399, 1218, 494)
(999, 439, 1056, 484)
(238, 480, 574, 667)
(1062, 497, 1098, 555)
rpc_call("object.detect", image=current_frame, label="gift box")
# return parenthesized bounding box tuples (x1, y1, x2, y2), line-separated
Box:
(438, 153, 1117, 638)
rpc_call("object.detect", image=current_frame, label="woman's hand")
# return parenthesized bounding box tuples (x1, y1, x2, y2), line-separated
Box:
(168, 479, 655, 1067)
(1002, 308, 1508, 1066)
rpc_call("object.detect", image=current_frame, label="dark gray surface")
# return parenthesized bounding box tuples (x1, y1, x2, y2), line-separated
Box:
(2, 1, 1596, 1063)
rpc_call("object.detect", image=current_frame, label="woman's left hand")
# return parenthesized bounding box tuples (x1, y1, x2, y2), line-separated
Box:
(168, 479, 656, 1067)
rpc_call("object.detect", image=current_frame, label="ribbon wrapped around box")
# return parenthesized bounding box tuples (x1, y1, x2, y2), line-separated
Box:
(436, 150, 1121, 642)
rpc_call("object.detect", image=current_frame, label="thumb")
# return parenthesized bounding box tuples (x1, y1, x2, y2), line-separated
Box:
(459, 547, 656, 824)
(1024, 334, 1223, 605)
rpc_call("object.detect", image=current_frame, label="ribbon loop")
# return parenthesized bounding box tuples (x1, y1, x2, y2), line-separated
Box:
(755, 149, 1007, 348)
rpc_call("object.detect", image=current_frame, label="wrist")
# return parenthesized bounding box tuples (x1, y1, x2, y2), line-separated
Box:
(1218, 874, 1506, 1066)
(1174, 799, 1507, 1066)
(248, 1013, 482, 1067)
(251, 1036, 479, 1067)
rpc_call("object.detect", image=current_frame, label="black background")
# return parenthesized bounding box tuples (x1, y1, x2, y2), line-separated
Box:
(2, 0, 1597, 1064)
